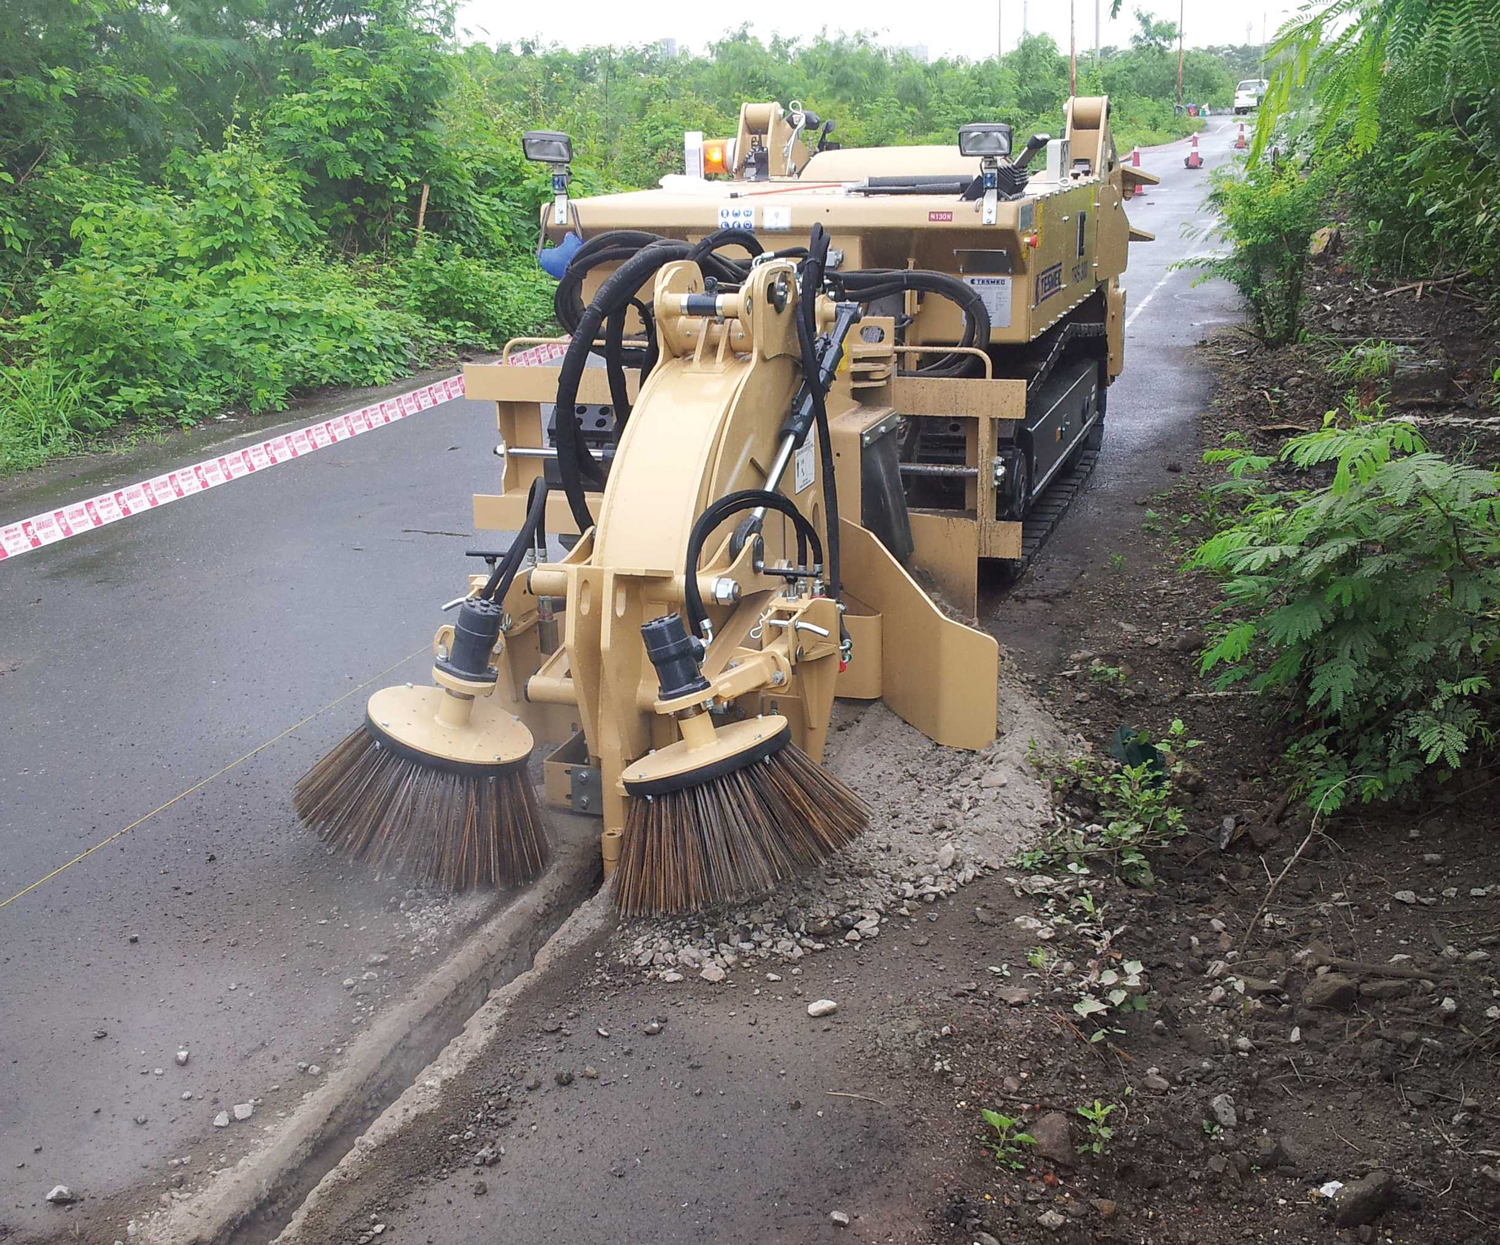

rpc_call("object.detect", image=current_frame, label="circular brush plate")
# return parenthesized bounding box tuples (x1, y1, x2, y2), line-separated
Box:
(621, 715, 790, 796)
(367, 684, 534, 775)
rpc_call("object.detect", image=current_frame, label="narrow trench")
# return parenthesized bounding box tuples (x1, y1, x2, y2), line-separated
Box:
(220, 864, 599, 1245)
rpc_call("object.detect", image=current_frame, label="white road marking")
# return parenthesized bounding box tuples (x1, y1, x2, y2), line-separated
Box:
(1125, 217, 1224, 333)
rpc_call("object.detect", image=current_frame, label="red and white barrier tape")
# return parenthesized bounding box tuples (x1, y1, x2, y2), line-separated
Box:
(0, 344, 570, 564)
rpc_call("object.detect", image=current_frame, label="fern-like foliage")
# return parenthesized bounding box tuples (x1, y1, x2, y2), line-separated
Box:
(1190, 409, 1500, 812)
(1254, 0, 1500, 157)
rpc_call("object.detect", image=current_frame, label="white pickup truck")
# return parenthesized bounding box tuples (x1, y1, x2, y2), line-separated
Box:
(1233, 79, 1268, 115)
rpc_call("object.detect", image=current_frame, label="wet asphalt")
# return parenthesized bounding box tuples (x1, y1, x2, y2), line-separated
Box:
(986, 117, 1245, 655)
(0, 366, 516, 1232)
(0, 118, 1244, 1236)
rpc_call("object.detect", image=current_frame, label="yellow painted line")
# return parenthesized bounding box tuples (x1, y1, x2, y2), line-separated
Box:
(0, 645, 429, 912)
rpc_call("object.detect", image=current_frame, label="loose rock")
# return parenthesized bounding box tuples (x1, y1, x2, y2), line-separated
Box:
(1209, 1093, 1238, 1129)
(45, 1185, 77, 1205)
(1029, 1111, 1074, 1165)
(807, 999, 838, 1018)
(1330, 1170, 1394, 1227)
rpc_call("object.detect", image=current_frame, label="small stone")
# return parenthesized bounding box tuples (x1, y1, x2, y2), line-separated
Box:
(1092, 1198, 1117, 1219)
(1439, 997, 1459, 1019)
(1143, 1072, 1170, 1092)
(1422, 853, 1444, 865)
(644, 1021, 662, 1035)
(213, 1112, 230, 1128)
(583, 1066, 598, 1079)
(1038, 1209, 1067, 1230)
(766, 973, 782, 982)
(473, 1179, 488, 1197)
(175, 1050, 189, 1067)
(661, 971, 683, 982)
(1464, 950, 1491, 964)
(306, 1065, 322, 1076)
(133, 1115, 148, 1126)
(1393, 890, 1417, 905)
(700, 965, 726, 983)
(554, 1070, 574, 1086)
(45, 1185, 77, 1204)
(1329, 1169, 1394, 1227)
(1029, 1111, 1074, 1165)
(807, 999, 838, 1018)
(1304, 973, 1358, 1010)
(999, 988, 1032, 1007)
(935, 842, 956, 870)
(1209, 1093, 1238, 1129)
(829, 1210, 850, 1227)
(232, 1102, 253, 1121)
(127, 934, 139, 943)
(181, 1092, 192, 1101)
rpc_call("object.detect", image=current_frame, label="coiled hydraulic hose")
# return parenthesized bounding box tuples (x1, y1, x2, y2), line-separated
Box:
(834, 268, 990, 377)
(552, 240, 692, 532)
(682, 489, 824, 640)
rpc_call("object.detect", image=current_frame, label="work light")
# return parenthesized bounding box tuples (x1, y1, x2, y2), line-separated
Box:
(522, 131, 574, 164)
(958, 123, 1013, 159)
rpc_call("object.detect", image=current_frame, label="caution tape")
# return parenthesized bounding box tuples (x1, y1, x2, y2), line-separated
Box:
(0, 344, 570, 564)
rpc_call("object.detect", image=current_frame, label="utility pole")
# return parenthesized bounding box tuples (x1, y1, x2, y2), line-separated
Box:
(1176, 0, 1185, 111)
(1070, 0, 1077, 97)
(998, 0, 1003, 60)
(1095, 0, 1101, 64)
(1022, 0, 1028, 36)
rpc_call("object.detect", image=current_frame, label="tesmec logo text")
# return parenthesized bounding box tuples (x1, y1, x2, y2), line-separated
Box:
(1034, 262, 1064, 304)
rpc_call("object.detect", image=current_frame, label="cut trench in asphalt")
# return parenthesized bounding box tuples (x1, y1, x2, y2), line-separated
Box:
(142, 815, 598, 1245)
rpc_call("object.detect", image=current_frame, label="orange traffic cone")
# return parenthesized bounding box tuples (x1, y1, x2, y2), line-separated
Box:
(1130, 146, 1141, 168)
(1234, 123, 1247, 150)
(1184, 133, 1203, 169)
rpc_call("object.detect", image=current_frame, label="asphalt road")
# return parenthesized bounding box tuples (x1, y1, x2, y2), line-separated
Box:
(0, 117, 1243, 1238)
(984, 116, 1245, 655)
(0, 366, 523, 1234)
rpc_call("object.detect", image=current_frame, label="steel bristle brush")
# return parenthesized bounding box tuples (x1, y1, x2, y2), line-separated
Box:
(296, 485, 553, 891)
(293, 687, 547, 890)
(614, 716, 868, 916)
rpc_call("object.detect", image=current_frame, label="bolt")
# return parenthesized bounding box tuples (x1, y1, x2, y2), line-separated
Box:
(771, 670, 785, 686)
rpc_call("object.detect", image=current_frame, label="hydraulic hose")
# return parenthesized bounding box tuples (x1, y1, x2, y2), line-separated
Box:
(481, 475, 548, 602)
(553, 240, 692, 532)
(683, 489, 824, 640)
(796, 224, 843, 614)
(835, 268, 990, 377)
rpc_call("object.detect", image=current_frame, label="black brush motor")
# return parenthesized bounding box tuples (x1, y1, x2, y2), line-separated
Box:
(641, 614, 709, 701)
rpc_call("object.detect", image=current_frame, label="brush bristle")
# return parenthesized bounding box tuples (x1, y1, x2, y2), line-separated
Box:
(614, 742, 869, 917)
(294, 725, 548, 890)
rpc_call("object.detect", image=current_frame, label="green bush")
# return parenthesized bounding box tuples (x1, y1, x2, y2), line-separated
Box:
(1187, 157, 1330, 346)
(1190, 409, 1500, 813)
(390, 241, 556, 346)
(16, 254, 417, 429)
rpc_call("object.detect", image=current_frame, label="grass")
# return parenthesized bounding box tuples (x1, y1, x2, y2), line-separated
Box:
(0, 356, 106, 473)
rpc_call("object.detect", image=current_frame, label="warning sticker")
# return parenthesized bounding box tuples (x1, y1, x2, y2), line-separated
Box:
(718, 204, 756, 232)
(794, 438, 816, 494)
(965, 275, 1013, 329)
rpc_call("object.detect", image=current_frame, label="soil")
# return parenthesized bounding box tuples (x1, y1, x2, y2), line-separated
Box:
(115, 263, 1500, 1245)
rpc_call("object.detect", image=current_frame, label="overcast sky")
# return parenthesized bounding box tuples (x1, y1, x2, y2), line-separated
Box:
(454, 1, 1301, 60)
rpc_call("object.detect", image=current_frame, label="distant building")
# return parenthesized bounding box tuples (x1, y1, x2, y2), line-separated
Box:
(658, 38, 678, 59)
(898, 43, 930, 62)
